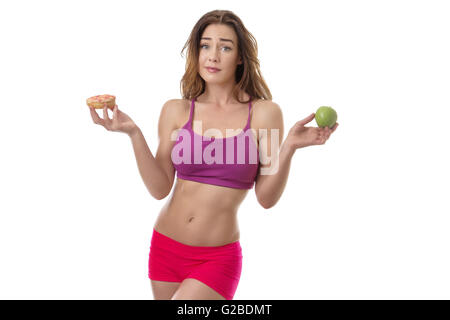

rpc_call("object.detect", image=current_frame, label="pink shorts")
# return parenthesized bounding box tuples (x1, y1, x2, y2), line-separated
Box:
(148, 228, 243, 300)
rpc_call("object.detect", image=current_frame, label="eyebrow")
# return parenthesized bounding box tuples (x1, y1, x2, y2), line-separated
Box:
(200, 37, 234, 44)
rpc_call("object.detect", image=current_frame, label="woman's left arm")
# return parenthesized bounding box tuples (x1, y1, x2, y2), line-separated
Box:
(254, 102, 338, 209)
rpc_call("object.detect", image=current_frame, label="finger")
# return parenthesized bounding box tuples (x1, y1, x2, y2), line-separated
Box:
(316, 135, 325, 145)
(113, 104, 118, 121)
(89, 106, 105, 125)
(316, 130, 324, 143)
(319, 127, 327, 138)
(331, 122, 339, 133)
(297, 113, 315, 126)
(103, 104, 111, 123)
(103, 104, 114, 131)
(318, 130, 326, 144)
(111, 105, 119, 131)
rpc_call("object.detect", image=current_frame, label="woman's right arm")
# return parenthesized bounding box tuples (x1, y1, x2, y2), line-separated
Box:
(128, 100, 178, 200)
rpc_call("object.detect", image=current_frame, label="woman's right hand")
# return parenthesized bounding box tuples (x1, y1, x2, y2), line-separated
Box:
(89, 103, 139, 136)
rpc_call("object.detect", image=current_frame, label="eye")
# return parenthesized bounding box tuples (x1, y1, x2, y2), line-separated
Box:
(200, 44, 232, 51)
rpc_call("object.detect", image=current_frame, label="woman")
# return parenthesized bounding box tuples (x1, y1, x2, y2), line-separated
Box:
(88, 10, 338, 300)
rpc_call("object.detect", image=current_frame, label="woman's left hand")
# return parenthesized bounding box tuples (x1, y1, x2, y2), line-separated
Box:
(285, 113, 339, 150)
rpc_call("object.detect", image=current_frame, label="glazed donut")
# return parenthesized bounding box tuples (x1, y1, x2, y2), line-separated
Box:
(86, 94, 116, 109)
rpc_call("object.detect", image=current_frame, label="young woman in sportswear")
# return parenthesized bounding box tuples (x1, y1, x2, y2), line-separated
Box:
(88, 10, 338, 300)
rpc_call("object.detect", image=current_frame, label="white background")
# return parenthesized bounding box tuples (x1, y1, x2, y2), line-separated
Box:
(0, 0, 449, 299)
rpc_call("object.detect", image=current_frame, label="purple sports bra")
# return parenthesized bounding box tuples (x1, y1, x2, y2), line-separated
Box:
(171, 97, 260, 189)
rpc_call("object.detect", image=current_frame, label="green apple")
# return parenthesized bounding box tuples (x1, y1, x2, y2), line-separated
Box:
(315, 106, 337, 128)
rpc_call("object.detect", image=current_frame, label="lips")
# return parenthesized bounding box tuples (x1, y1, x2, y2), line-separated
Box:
(206, 67, 220, 72)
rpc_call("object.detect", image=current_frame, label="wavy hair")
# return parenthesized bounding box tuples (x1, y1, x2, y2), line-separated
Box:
(179, 10, 272, 103)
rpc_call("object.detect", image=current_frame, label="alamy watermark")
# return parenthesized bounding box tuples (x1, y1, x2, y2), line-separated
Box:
(171, 120, 280, 175)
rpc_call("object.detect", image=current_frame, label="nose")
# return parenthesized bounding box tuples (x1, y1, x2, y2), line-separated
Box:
(208, 48, 219, 62)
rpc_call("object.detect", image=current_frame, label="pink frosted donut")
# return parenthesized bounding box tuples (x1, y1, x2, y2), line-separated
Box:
(86, 94, 116, 109)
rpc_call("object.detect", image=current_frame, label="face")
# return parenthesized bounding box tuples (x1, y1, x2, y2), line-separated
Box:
(198, 23, 242, 84)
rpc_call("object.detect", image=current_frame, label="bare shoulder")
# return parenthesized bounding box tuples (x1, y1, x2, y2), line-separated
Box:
(160, 98, 190, 128)
(162, 98, 187, 112)
(252, 99, 283, 129)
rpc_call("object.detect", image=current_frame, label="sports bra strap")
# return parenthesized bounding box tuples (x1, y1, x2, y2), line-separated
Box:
(188, 98, 196, 124)
(244, 97, 252, 130)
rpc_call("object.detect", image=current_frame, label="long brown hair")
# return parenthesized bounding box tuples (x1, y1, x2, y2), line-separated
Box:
(179, 10, 272, 104)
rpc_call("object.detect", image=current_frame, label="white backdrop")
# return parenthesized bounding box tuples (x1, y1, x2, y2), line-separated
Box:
(0, 0, 449, 299)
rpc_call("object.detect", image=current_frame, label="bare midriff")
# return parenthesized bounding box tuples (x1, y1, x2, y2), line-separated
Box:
(153, 177, 249, 247)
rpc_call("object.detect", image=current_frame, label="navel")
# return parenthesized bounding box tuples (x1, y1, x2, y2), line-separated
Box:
(188, 217, 195, 223)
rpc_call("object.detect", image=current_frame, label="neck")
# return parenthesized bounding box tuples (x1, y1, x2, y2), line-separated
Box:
(201, 82, 243, 106)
